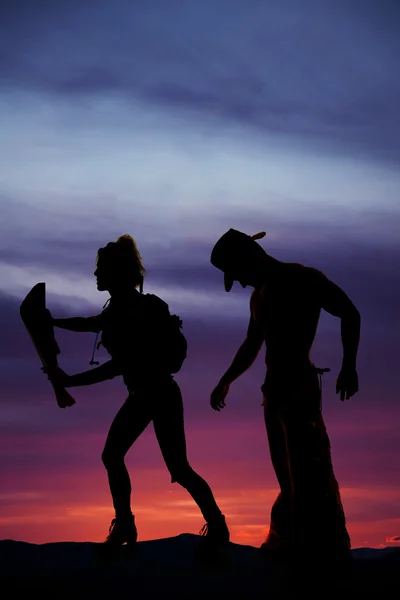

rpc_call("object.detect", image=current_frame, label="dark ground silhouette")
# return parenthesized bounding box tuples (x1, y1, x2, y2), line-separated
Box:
(1, 536, 399, 599)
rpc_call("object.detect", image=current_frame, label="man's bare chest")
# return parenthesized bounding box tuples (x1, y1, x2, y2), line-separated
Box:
(251, 285, 319, 333)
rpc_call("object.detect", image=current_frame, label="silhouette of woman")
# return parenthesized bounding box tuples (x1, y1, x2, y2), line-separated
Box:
(45, 234, 229, 549)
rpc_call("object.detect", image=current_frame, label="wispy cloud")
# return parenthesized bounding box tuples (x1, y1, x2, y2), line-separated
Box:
(1, 0, 399, 161)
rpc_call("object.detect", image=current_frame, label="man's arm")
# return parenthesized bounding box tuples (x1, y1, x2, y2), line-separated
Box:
(218, 311, 264, 387)
(317, 271, 360, 366)
(315, 269, 361, 399)
(52, 315, 103, 333)
(210, 309, 264, 411)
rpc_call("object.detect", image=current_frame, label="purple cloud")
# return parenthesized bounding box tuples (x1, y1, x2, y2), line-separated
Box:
(0, 0, 399, 161)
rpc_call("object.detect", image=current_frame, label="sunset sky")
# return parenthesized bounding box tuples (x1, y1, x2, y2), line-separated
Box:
(1, 0, 399, 549)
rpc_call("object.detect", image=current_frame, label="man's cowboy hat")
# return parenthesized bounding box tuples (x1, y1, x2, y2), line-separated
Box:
(210, 229, 267, 292)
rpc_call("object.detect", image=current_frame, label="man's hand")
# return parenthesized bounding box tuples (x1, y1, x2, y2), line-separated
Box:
(42, 366, 71, 388)
(336, 367, 358, 401)
(210, 382, 230, 411)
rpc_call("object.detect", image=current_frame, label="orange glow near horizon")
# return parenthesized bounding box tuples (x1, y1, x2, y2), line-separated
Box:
(2, 467, 400, 550)
(1, 410, 400, 550)
(2, 396, 400, 550)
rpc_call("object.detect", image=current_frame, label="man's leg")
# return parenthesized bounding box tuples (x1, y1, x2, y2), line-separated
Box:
(101, 392, 152, 542)
(283, 397, 350, 553)
(153, 380, 229, 541)
(262, 396, 294, 549)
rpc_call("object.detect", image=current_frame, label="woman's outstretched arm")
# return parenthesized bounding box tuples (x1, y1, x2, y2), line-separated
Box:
(52, 314, 103, 333)
(67, 360, 122, 387)
(43, 359, 122, 388)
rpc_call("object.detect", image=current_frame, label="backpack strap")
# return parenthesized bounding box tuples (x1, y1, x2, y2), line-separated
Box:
(89, 297, 111, 365)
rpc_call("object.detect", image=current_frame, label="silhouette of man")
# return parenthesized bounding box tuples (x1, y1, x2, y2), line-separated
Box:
(209, 228, 360, 558)
(44, 234, 229, 551)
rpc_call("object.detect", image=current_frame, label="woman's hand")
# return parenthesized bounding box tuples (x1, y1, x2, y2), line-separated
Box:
(41, 366, 71, 388)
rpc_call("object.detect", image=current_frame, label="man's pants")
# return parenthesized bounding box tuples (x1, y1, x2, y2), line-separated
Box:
(262, 369, 350, 552)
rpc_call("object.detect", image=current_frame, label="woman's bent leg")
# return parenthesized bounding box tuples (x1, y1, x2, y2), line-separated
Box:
(102, 394, 152, 519)
(153, 381, 227, 535)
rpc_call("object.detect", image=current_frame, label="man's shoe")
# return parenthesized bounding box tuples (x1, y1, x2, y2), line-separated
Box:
(260, 529, 294, 559)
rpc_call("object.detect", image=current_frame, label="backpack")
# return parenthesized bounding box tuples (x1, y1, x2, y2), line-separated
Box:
(89, 293, 188, 375)
(144, 294, 187, 374)
(162, 312, 187, 374)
